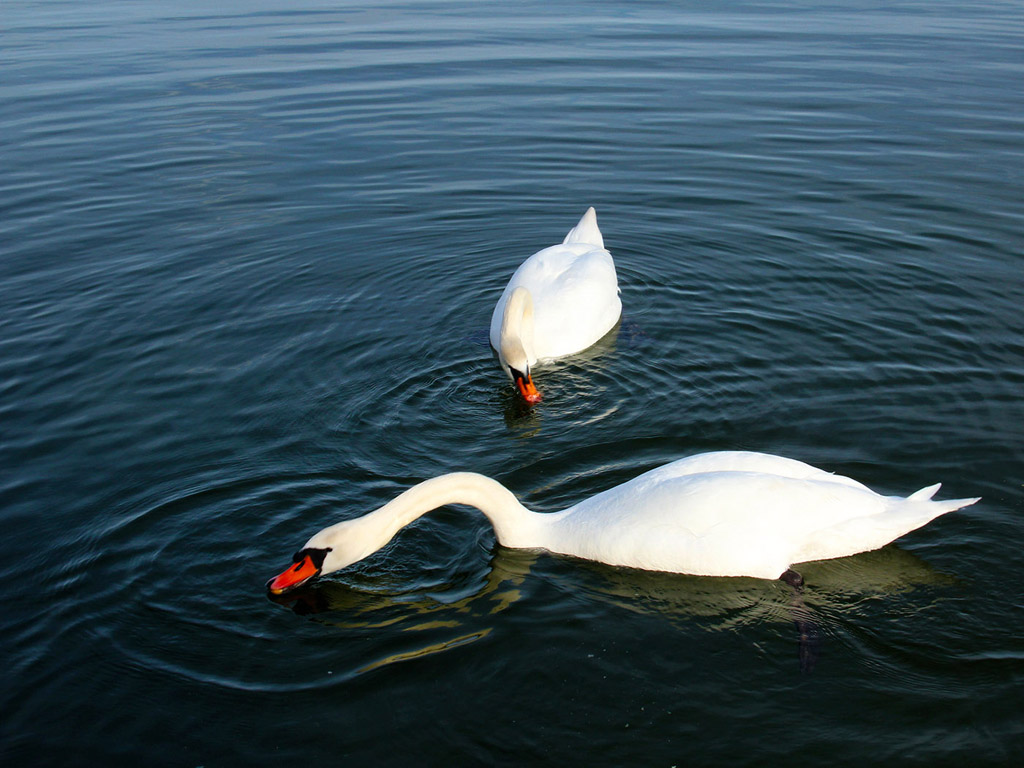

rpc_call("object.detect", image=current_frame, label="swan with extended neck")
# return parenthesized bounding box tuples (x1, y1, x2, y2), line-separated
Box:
(268, 451, 978, 593)
(489, 207, 621, 402)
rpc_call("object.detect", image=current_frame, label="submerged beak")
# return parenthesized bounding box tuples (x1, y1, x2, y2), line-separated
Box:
(267, 554, 321, 595)
(515, 372, 541, 403)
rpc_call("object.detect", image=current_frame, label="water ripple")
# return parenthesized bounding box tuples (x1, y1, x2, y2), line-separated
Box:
(3, 1, 1023, 764)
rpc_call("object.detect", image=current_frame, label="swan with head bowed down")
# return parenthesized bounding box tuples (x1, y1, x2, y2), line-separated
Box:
(267, 450, 978, 593)
(489, 207, 621, 402)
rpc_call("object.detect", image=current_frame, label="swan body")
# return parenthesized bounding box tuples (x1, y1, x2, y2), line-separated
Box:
(268, 451, 979, 593)
(489, 207, 621, 400)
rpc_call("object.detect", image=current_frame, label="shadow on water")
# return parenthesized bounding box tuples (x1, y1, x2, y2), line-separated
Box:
(269, 541, 954, 675)
(497, 386, 542, 431)
(268, 546, 535, 623)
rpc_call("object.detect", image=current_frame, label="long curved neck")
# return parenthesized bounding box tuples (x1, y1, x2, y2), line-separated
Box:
(380, 472, 539, 543)
(499, 286, 535, 367)
(312, 474, 546, 570)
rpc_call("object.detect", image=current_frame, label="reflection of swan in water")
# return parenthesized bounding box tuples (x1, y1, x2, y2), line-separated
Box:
(269, 547, 535, 623)
(568, 544, 956, 628)
(269, 542, 954, 674)
(269, 548, 536, 675)
(496, 316, 623, 430)
(567, 545, 957, 674)
(272, 550, 530, 626)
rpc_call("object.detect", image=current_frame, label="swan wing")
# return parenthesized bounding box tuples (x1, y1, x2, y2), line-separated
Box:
(631, 451, 872, 492)
(527, 246, 620, 359)
(789, 488, 979, 566)
(489, 210, 621, 362)
(545, 470, 904, 578)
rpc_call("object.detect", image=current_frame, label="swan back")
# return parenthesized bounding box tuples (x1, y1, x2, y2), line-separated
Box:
(489, 208, 621, 364)
(620, 450, 872, 491)
(533, 452, 978, 579)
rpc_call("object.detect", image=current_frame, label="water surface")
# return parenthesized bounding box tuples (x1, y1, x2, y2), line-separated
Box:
(3, 1, 1024, 765)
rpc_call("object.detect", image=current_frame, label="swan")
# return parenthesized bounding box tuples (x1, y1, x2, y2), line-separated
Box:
(489, 207, 621, 402)
(267, 451, 978, 594)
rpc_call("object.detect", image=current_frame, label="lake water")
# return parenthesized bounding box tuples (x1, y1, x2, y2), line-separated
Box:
(3, 1, 1023, 764)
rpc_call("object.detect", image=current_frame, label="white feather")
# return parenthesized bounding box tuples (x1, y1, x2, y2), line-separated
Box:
(489, 207, 621, 373)
(292, 451, 980, 582)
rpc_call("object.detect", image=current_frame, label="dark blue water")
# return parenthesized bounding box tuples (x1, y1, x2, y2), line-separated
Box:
(3, 1, 1023, 765)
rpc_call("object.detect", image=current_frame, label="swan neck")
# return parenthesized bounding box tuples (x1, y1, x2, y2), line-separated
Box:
(367, 473, 539, 551)
(499, 287, 535, 367)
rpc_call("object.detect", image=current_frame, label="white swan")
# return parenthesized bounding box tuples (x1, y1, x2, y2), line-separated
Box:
(267, 451, 978, 593)
(489, 207, 621, 402)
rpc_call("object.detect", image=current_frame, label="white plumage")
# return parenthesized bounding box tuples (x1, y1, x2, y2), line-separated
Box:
(489, 207, 621, 398)
(269, 451, 979, 593)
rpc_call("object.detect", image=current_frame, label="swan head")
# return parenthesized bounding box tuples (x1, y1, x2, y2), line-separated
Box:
(498, 287, 541, 403)
(505, 362, 540, 403)
(267, 516, 386, 594)
(267, 546, 331, 594)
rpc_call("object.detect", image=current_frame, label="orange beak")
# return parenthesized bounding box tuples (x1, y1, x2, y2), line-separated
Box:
(516, 373, 541, 403)
(267, 554, 321, 595)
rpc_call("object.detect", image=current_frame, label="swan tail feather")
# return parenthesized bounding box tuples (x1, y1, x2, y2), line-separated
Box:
(792, 490, 979, 566)
(917, 494, 981, 515)
(562, 207, 604, 248)
(908, 483, 941, 502)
